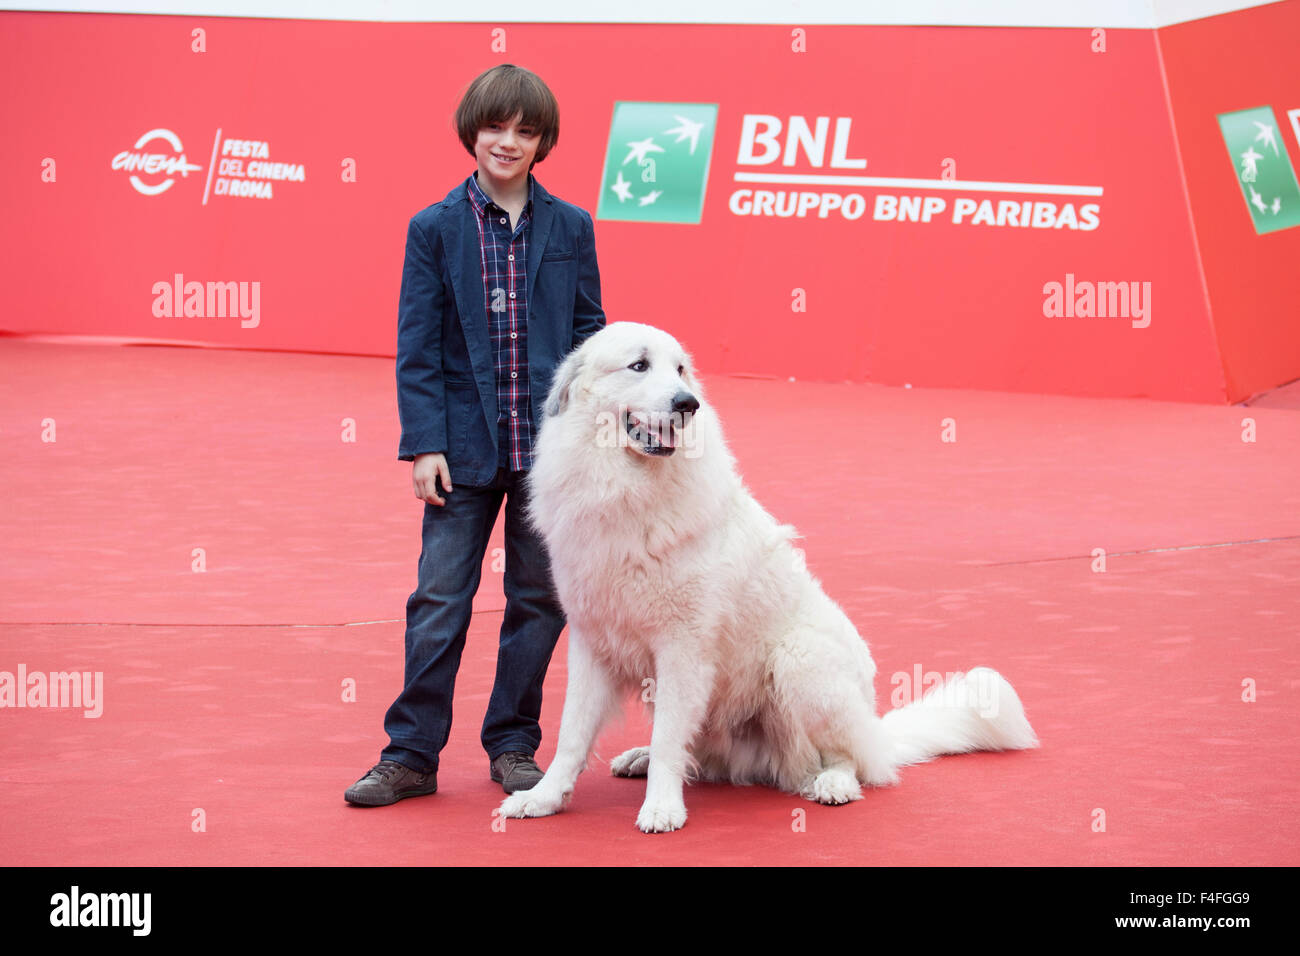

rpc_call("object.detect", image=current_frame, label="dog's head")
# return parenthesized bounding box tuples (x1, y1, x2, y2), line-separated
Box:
(545, 322, 702, 458)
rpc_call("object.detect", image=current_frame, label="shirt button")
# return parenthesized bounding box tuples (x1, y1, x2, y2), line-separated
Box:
(510, 331, 517, 339)
(508, 254, 514, 261)
(511, 409, 517, 417)
(509, 292, 516, 299)
(499, 217, 507, 224)
(511, 371, 518, 379)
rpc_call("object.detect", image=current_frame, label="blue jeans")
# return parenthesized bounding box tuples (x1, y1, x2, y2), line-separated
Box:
(381, 467, 565, 774)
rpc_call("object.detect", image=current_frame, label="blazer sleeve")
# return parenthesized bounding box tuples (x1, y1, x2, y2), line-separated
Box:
(395, 215, 448, 461)
(571, 208, 606, 348)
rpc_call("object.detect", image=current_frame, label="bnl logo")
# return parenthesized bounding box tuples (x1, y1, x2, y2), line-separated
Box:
(597, 102, 718, 224)
(1218, 106, 1300, 234)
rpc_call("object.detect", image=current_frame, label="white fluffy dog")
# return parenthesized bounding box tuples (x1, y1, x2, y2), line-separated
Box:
(498, 322, 1038, 833)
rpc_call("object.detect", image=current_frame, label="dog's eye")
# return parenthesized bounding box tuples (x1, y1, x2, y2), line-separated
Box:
(677, 365, 685, 375)
(629, 359, 649, 372)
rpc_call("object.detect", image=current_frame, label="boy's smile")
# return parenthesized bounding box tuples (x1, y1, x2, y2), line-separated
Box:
(474, 113, 540, 192)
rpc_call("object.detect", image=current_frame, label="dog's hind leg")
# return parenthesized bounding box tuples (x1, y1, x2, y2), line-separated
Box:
(853, 712, 902, 787)
(610, 746, 650, 777)
(795, 705, 897, 802)
(771, 637, 901, 799)
(498, 628, 619, 819)
(800, 755, 862, 805)
(793, 697, 888, 804)
(812, 695, 900, 791)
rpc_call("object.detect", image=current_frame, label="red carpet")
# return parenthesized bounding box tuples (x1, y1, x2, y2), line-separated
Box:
(2, 338, 1297, 865)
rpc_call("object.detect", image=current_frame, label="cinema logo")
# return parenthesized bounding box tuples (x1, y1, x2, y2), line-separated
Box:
(208, 131, 307, 202)
(1042, 273, 1151, 328)
(152, 274, 260, 328)
(50, 887, 150, 936)
(111, 128, 203, 196)
(0, 664, 104, 718)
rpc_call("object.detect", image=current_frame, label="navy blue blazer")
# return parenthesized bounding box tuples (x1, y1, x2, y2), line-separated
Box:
(396, 173, 606, 486)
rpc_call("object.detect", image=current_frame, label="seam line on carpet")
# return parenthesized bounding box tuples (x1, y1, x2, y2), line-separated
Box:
(0, 613, 511, 628)
(977, 534, 1300, 567)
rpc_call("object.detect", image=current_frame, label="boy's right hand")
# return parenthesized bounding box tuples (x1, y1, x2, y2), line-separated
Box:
(413, 453, 453, 506)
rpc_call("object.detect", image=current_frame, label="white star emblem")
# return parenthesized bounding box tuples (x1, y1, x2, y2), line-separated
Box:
(1253, 121, 1279, 156)
(609, 171, 633, 202)
(1249, 185, 1268, 213)
(663, 116, 705, 154)
(622, 137, 665, 166)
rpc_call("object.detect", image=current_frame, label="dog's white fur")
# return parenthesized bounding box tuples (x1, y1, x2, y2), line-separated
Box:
(497, 322, 1038, 833)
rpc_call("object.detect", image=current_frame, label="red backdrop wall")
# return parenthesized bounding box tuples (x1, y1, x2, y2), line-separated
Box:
(1, 8, 1295, 403)
(1158, 0, 1300, 403)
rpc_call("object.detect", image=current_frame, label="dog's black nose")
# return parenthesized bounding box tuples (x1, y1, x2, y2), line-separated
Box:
(671, 391, 700, 417)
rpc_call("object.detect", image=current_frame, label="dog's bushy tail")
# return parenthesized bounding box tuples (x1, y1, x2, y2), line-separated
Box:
(879, 667, 1039, 769)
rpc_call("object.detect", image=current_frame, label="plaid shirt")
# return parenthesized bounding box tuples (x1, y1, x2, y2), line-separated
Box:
(466, 171, 535, 472)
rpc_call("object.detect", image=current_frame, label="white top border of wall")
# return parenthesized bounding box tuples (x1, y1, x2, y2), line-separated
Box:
(0, 0, 1288, 29)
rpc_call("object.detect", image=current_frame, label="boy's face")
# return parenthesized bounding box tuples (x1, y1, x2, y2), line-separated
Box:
(474, 112, 540, 190)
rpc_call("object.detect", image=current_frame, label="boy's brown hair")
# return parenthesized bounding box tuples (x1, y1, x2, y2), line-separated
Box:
(455, 64, 560, 169)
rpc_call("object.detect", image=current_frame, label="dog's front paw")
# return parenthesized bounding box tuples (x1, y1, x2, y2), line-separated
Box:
(635, 798, 687, 833)
(498, 785, 566, 819)
(610, 746, 651, 778)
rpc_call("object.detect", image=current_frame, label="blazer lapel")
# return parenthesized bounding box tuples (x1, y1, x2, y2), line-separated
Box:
(438, 176, 495, 398)
(525, 178, 554, 303)
(525, 178, 558, 386)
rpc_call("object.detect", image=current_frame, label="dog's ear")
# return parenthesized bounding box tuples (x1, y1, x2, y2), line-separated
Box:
(545, 349, 586, 418)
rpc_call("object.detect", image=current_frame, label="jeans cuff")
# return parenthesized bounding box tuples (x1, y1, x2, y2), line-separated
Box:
(485, 740, 538, 763)
(381, 745, 437, 775)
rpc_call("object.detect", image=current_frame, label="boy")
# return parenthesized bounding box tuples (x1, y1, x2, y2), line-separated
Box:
(346, 64, 605, 806)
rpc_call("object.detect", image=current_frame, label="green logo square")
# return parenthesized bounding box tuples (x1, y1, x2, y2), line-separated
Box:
(596, 102, 718, 224)
(1217, 105, 1300, 235)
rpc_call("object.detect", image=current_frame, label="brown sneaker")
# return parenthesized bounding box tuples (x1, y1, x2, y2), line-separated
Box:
(489, 752, 545, 793)
(345, 760, 436, 806)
